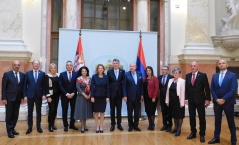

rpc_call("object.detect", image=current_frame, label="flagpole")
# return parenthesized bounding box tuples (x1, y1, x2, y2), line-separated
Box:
(139, 30, 146, 121)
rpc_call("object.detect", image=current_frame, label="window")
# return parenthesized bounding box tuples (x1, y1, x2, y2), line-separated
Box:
(150, 0, 159, 32)
(82, 0, 133, 30)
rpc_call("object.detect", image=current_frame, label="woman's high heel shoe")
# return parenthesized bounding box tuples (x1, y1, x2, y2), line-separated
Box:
(175, 130, 181, 136)
(170, 129, 177, 134)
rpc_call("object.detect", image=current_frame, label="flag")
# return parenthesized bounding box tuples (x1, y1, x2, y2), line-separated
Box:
(73, 34, 85, 72)
(136, 37, 146, 78)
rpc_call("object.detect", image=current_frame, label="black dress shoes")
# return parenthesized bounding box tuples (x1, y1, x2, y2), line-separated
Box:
(208, 138, 220, 144)
(8, 133, 14, 138)
(96, 130, 99, 133)
(134, 127, 141, 131)
(128, 127, 133, 132)
(49, 126, 54, 132)
(64, 127, 68, 132)
(12, 130, 19, 135)
(26, 128, 32, 134)
(160, 126, 167, 131)
(117, 125, 124, 131)
(170, 129, 177, 134)
(52, 125, 57, 130)
(200, 136, 205, 143)
(37, 127, 43, 133)
(175, 130, 181, 136)
(166, 127, 172, 132)
(110, 125, 115, 131)
(99, 130, 104, 133)
(84, 128, 89, 131)
(69, 125, 79, 130)
(187, 133, 196, 139)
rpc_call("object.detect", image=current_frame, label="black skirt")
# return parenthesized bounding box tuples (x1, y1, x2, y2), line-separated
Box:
(92, 97, 107, 112)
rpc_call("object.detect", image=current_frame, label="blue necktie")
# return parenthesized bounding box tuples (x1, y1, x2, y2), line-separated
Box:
(162, 76, 165, 85)
(219, 73, 224, 86)
(34, 71, 38, 83)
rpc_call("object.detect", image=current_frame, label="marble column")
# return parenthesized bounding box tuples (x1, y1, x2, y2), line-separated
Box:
(0, 1, 31, 121)
(137, 0, 148, 31)
(65, 0, 78, 29)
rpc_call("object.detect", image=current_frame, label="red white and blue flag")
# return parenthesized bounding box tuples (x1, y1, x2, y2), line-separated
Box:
(73, 34, 85, 72)
(136, 37, 146, 78)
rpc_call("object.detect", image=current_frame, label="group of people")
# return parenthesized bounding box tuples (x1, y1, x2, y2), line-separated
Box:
(1, 59, 238, 145)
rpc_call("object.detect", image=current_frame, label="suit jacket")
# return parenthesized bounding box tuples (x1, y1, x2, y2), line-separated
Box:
(123, 71, 143, 101)
(211, 70, 238, 105)
(143, 76, 159, 99)
(59, 71, 77, 96)
(166, 77, 185, 107)
(24, 70, 46, 98)
(107, 68, 125, 98)
(158, 74, 173, 101)
(90, 74, 109, 98)
(185, 71, 211, 104)
(1, 71, 25, 101)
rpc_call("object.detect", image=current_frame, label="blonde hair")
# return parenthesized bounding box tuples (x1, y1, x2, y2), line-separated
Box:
(49, 63, 57, 72)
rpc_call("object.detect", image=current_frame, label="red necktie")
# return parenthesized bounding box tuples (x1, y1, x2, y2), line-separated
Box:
(191, 74, 195, 86)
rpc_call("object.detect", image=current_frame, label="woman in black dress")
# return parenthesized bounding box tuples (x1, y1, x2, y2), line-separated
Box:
(45, 63, 61, 132)
(143, 66, 159, 130)
(74, 66, 93, 133)
(91, 64, 109, 133)
(165, 67, 185, 136)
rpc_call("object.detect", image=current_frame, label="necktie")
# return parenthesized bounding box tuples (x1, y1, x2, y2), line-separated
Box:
(191, 73, 195, 86)
(162, 76, 165, 85)
(15, 72, 18, 84)
(34, 71, 38, 83)
(115, 70, 118, 80)
(133, 73, 137, 85)
(219, 73, 224, 86)
(69, 72, 72, 82)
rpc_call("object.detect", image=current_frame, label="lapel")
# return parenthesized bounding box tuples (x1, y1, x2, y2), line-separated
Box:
(112, 69, 117, 80)
(215, 73, 220, 86)
(66, 71, 71, 83)
(128, 72, 135, 84)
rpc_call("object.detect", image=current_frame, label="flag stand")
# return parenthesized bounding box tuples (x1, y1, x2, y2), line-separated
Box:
(139, 101, 146, 121)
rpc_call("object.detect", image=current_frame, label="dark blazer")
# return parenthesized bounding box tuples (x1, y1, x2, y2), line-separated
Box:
(123, 71, 143, 101)
(185, 71, 211, 104)
(91, 74, 109, 98)
(24, 70, 46, 98)
(59, 71, 77, 95)
(158, 74, 173, 101)
(107, 68, 125, 98)
(143, 76, 159, 99)
(2, 71, 25, 101)
(211, 70, 238, 105)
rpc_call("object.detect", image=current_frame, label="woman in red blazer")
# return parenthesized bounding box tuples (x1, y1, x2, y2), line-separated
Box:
(143, 66, 159, 130)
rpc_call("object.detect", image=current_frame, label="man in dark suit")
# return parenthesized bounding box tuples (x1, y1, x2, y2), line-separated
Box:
(1, 60, 25, 138)
(24, 60, 46, 134)
(123, 62, 143, 132)
(185, 61, 210, 143)
(59, 61, 78, 132)
(208, 59, 238, 145)
(107, 59, 125, 131)
(158, 66, 173, 132)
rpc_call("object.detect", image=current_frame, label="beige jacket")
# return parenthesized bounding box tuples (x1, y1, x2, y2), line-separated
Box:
(165, 77, 185, 107)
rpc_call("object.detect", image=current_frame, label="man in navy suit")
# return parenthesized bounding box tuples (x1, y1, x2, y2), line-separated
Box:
(59, 61, 78, 132)
(1, 60, 25, 138)
(158, 66, 173, 132)
(123, 62, 143, 132)
(107, 59, 125, 131)
(185, 61, 210, 143)
(208, 59, 238, 145)
(24, 60, 46, 134)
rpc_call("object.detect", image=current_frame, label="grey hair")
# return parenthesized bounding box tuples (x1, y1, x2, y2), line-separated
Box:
(172, 67, 181, 74)
(113, 59, 120, 63)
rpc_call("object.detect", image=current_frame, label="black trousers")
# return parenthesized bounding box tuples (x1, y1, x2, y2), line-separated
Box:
(27, 96, 42, 128)
(110, 95, 122, 126)
(5, 99, 21, 134)
(160, 99, 172, 128)
(48, 94, 60, 126)
(188, 101, 206, 136)
(126, 99, 140, 128)
(61, 95, 76, 127)
(144, 97, 158, 117)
